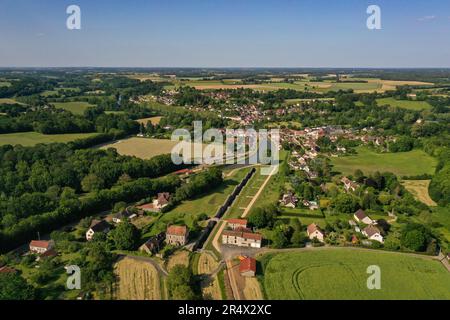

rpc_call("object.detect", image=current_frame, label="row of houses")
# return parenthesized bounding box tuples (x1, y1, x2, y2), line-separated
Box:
(221, 219, 263, 249)
(305, 210, 385, 244)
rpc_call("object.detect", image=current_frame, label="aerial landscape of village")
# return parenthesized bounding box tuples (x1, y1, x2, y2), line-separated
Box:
(0, 0, 449, 310)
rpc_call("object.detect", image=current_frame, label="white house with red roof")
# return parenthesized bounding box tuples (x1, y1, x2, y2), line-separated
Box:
(166, 225, 189, 246)
(363, 225, 384, 243)
(226, 218, 248, 230)
(354, 209, 374, 225)
(307, 223, 325, 242)
(239, 257, 257, 277)
(29, 240, 55, 254)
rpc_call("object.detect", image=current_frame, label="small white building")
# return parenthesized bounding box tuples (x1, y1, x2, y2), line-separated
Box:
(363, 225, 384, 243)
(86, 220, 110, 241)
(354, 209, 374, 225)
(29, 240, 55, 254)
(307, 223, 325, 243)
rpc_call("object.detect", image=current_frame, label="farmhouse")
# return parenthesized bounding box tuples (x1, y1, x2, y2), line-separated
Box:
(307, 223, 325, 242)
(341, 177, 359, 192)
(363, 225, 384, 243)
(166, 225, 189, 246)
(29, 240, 55, 254)
(280, 192, 298, 208)
(226, 218, 248, 230)
(354, 209, 374, 225)
(222, 230, 262, 248)
(140, 232, 166, 254)
(112, 207, 137, 224)
(86, 220, 110, 241)
(239, 257, 257, 277)
(303, 200, 319, 210)
(137, 192, 172, 213)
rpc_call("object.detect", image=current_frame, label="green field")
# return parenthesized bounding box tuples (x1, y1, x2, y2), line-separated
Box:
(331, 147, 437, 177)
(0, 81, 11, 87)
(0, 98, 23, 105)
(259, 248, 450, 300)
(377, 97, 432, 111)
(52, 101, 95, 114)
(0, 132, 99, 146)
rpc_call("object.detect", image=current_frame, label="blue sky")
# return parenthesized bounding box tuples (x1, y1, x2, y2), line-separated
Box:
(0, 0, 449, 67)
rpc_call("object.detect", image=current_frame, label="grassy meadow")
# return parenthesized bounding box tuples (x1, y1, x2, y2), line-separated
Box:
(52, 101, 95, 115)
(100, 137, 211, 160)
(0, 132, 99, 146)
(258, 248, 450, 300)
(377, 97, 432, 111)
(331, 147, 437, 177)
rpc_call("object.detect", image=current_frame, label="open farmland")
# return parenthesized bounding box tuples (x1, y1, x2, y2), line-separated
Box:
(136, 116, 162, 125)
(165, 77, 433, 93)
(114, 257, 162, 300)
(52, 101, 95, 115)
(377, 97, 432, 111)
(331, 147, 437, 177)
(0, 132, 99, 146)
(0, 98, 23, 104)
(100, 137, 209, 160)
(258, 248, 450, 300)
(166, 250, 190, 271)
(401, 180, 437, 206)
(197, 252, 222, 300)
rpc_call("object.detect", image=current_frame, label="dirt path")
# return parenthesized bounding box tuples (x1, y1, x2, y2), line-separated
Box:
(242, 165, 278, 218)
(118, 254, 168, 276)
(212, 221, 226, 255)
(226, 260, 243, 300)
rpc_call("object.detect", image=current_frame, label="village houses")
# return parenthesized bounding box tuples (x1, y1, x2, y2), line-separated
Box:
(29, 240, 55, 254)
(239, 257, 257, 277)
(166, 225, 189, 246)
(363, 225, 384, 243)
(354, 209, 374, 225)
(86, 220, 111, 241)
(307, 223, 325, 243)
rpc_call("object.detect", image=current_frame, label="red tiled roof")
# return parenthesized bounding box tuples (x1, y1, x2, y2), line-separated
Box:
(174, 169, 192, 175)
(0, 266, 16, 274)
(29, 240, 52, 249)
(222, 230, 242, 237)
(242, 232, 263, 241)
(167, 225, 188, 236)
(239, 257, 256, 273)
(354, 209, 367, 220)
(307, 223, 322, 235)
(222, 230, 263, 241)
(364, 225, 381, 237)
(137, 203, 155, 210)
(227, 219, 247, 226)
